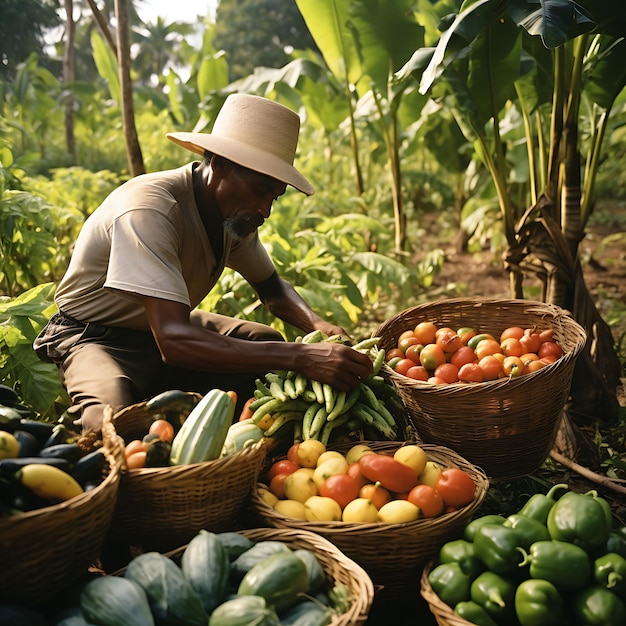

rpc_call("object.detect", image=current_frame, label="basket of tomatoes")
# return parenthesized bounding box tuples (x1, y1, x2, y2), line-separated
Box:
(375, 297, 587, 480)
(249, 440, 489, 601)
(110, 392, 268, 552)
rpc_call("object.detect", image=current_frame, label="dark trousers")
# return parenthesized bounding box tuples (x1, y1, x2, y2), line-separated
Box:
(33, 309, 283, 432)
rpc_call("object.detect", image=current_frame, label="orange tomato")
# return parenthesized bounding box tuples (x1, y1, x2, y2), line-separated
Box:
(404, 343, 423, 364)
(499, 326, 525, 342)
(149, 419, 175, 443)
(520, 330, 542, 354)
(500, 337, 524, 357)
(467, 333, 496, 350)
(126, 450, 147, 469)
(435, 468, 476, 508)
(414, 321, 437, 345)
(267, 459, 300, 481)
(398, 329, 417, 343)
(478, 355, 503, 381)
(359, 482, 392, 510)
(320, 474, 360, 509)
(436, 329, 462, 353)
(238, 396, 256, 421)
(386, 348, 405, 362)
(125, 439, 147, 459)
(539, 328, 554, 343)
(538, 341, 563, 360)
(502, 355, 525, 377)
(419, 343, 446, 371)
(540, 355, 558, 364)
(405, 365, 430, 381)
(458, 362, 485, 383)
(269, 473, 289, 498)
(449, 345, 477, 369)
(434, 362, 460, 384)
(525, 359, 549, 373)
(398, 335, 421, 353)
(407, 483, 444, 518)
(393, 358, 417, 376)
(457, 327, 477, 345)
(428, 376, 448, 385)
(474, 339, 503, 360)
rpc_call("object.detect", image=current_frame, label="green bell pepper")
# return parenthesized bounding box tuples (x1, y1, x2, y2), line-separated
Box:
(517, 483, 568, 524)
(473, 523, 524, 576)
(605, 526, 626, 559)
(573, 585, 626, 626)
(514, 578, 563, 626)
(504, 513, 551, 549)
(454, 601, 498, 626)
(470, 570, 516, 624)
(464, 514, 506, 542)
(427, 561, 471, 608)
(518, 539, 590, 591)
(439, 539, 485, 579)
(594, 552, 626, 595)
(546, 490, 613, 554)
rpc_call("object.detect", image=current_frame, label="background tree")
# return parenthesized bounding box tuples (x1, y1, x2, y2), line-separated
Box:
(213, 0, 320, 81)
(0, 0, 61, 80)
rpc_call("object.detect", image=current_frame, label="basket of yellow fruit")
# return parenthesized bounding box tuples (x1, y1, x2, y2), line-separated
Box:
(249, 439, 489, 601)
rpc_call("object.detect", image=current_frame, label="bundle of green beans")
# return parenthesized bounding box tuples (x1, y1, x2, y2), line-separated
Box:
(249, 330, 403, 446)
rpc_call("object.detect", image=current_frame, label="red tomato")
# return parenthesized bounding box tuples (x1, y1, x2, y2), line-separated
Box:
(398, 335, 421, 353)
(434, 362, 459, 384)
(405, 365, 430, 381)
(407, 483, 444, 518)
(394, 358, 418, 376)
(358, 453, 419, 493)
(435, 329, 462, 353)
(449, 345, 477, 369)
(458, 362, 485, 383)
(149, 419, 175, 443)
(320, 474, 360, 509)
(268, 473, 289, 498)
(126, 450, 147, 470)
(346, 462, 369, 489)
(287, 443, 301, 465)
(538, 341, 563, 360)
(435, 468, 476, 508)
(404, 344, 423, 364)
(266, 459, 300, 481)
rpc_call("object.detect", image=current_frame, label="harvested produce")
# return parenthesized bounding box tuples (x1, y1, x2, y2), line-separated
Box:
(387, 322, 565, 384)
(259, 441, 478, 523)
(245, 331, 403, 446)
(427, 483, 626, 625)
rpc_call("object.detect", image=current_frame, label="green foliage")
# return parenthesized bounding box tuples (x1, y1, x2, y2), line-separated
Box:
(0, 283, 66, 417)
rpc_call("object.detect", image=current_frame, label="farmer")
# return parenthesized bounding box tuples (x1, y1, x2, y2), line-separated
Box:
(33, 94, 373, 433)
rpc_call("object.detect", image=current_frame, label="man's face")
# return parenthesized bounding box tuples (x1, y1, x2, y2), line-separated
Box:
(216, 162, 287, 240)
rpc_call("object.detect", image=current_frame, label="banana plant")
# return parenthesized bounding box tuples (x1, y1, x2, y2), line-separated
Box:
(399, 0, 626, 428)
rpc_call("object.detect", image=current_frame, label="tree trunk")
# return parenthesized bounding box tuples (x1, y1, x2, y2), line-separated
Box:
(114, 0, 144, 177)
(63, 0, 76, 163)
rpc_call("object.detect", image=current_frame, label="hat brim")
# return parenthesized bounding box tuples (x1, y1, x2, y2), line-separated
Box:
(166, 132, 314, 196)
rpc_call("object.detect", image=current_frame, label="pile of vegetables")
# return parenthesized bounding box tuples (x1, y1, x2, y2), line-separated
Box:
(257, 440, 478, 524)
(48, 529, 352, 626)
(428, 483, 626, 625)
(0, 387, 108, 514)
(244, 331, 403, 446)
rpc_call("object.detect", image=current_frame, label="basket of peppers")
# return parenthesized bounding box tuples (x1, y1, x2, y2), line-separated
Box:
(420, 483, 626, 626)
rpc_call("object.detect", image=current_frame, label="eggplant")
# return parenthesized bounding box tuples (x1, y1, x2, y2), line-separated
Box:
(0, 405, 22, 432)
(42, 423, 70, 449)
(71, 449, 106, 486)
(16, 419, 55, 446)
(12, 430, 41, 457)
(40, 442, 84, 464)
(0, 456, 73, 474)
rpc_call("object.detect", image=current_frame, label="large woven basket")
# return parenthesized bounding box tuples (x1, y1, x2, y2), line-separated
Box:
(153, 527, 374, 626)
(0, 408, 123, 606)
(420, 559, 474, 626)
(250, 441, 489, 602)
(375, 298, 587, 480)
(111, 400, 268, 551)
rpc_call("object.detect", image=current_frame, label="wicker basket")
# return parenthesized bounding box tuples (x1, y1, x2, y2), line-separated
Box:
(151, 527, 374, 626)
(375, 298, 587, 480)
(111, 400, 268, 551)
(250, 441, 489, 601)
(0, 407, 123, 606)
(420, 559, 474, 626)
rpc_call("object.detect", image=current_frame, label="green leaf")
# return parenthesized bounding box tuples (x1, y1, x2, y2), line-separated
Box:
(90, 31, 121, 103)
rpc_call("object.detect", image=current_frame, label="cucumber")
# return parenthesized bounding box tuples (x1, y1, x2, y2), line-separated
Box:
(237, 551, 310, 612)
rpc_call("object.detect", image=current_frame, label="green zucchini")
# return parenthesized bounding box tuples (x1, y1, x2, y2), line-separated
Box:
(230, 541, 291, 582)
(124, 552, 207, 626)
(216, 531, 254, 561)
(181, 530, 230, 613)
(169, 389, 236, 465)
(279, 600, 331, 626)
(208, 595, 279, 626)
(293, 549, 326, 594)
(80, 576, 155, 626)
(237, 551, 310, 612)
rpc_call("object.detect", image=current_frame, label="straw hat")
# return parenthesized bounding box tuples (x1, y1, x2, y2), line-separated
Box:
(167, 94, 314, 196)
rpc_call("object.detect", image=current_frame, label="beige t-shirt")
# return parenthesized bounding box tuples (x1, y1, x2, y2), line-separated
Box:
(54, 163, 275, 330)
